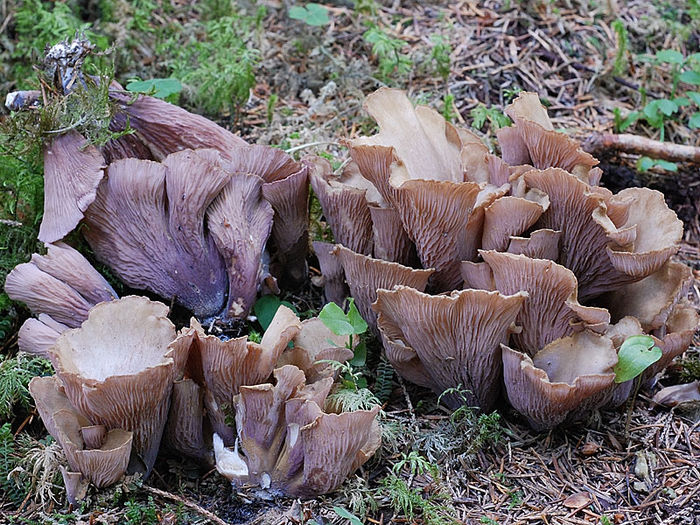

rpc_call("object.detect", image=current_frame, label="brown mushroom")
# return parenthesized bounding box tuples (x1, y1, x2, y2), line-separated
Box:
(29, 376, 133, 503)
(501, 331, 618, 430)
(334, 244, 433, 334)
(462, 251, 609, 355)
(84, 151, 231, 317)
(213, 365, 381, 497)
(49, 296, 183, 475)
(373, 285, 526, 410)
(5, 242, 118, 329)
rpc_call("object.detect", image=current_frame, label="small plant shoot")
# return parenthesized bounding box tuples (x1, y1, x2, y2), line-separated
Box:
(614, 335, 663, 383)
(319, 299, 368, 366)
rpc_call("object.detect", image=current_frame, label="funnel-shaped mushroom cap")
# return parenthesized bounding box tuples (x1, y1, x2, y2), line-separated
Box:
(235, 365, 307, 479)
(374, 286, 526, 410)
(192, 306, 301, 414)
(287, 404, 381, 497)
(313, 241, 348, 305)
(308, 156, 375, 255)
(464, 251, 610, 355)
(84, 150, 230, 317)
(603, 187, 683, 279)
(502, 331, 617, 430)
(4, 243, 118, 328)
(17, 315, 68, 357)
(393, 176, 483, 291)
(602, 260, 693, 332)
(277, 318, 354, 382)
(369, 205, 416, 266)
(31, 242, 118, 305)
(335, 245, 433, 334)
(262, 163, 309, 286)
(220, 144, 310, 287)
(349, 87, 464, 183)
(50, 296, 181, 475)
(167, 307, 301, 447)
(39, 131, 106, 243)
(499, 92, 598, 180)
(108, 90, 247, 160)
(207, 171, 274, 318)
(215, 364, 381, 497)
(524, 168, 680, 300)
(646, 302, 699, 380)
(28, 376, 132, 495)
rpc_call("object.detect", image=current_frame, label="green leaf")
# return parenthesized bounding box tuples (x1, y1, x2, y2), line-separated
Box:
(319, 302, 355, 336)
(613, 335, 662, 383)
(654, 159, 678, 172)
(636, 156, 655, 172)
(288, 3, 330, 26)
(689, 112, 700, 129)
(332, 506, 363, 525)
(686, 91, 700, 105)
(680, 70, 700, 85)
(658, 99, 679, 116)
(673, 97, 691, 107)
(346, 298, 368, 335)
(655, 49, 684, 65)
(126, 78, 182, 100)
(253, 296, 297, 331)
(349, 341, 367, 367)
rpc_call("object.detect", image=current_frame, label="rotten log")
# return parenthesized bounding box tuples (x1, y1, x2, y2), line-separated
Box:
(583, 132, 700, 164)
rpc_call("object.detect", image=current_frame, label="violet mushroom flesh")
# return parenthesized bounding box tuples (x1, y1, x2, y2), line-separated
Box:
(213, 365, 381, 497)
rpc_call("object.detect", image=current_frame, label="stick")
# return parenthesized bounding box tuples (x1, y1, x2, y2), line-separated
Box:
(582, 132, 700, 164)
(142, 485, 230, 525)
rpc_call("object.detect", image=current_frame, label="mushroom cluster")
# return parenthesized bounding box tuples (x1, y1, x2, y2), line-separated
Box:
(23, 294, 379, 502)
(35, 86, 310, 320)
(312, 88, 698, 429)
(5, 88, 380, 504)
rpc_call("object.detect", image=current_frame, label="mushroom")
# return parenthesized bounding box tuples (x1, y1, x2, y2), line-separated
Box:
(166, 305, 301, 448)
(5, 242, 118, 328)
(277, 317, 355, 383)
(312, 241, 348, 305)
(601, 260, 693, 332)
(497, 91, 598, 182)
(334, 244, 434, 334)
(5, 243, 118, 355)
(501, 331, 618, 430)
(49, 296, 183, 474)
(523, 168, 683, 300)
(373, 285, 526, 410)
(207, 171, 274, 318)
(214, 365, 381, 497)
(462, 251, 610, 355)
(308, 156, 376, 256)
(107, 88, 247, 161)
(28, 376, 133, 504)
(39, 131, 106, 243)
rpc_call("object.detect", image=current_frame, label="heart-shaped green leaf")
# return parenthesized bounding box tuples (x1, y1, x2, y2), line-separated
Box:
(126, 78, 182, 100)
(614, 335, 662, 383)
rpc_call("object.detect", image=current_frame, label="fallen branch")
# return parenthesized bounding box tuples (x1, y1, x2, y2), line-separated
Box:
(583, 132, 700, 164)
(142, 485, 229, 525)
